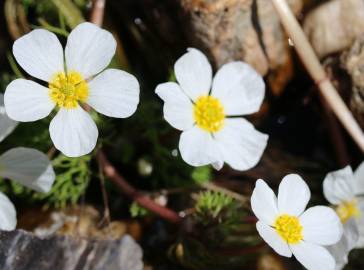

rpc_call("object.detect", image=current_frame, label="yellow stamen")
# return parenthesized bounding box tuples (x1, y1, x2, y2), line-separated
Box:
(194, 95, 225, 132)
(336, 200, 360, 223)
(49, 71, 89, 109)
(274, 214, 303, 244)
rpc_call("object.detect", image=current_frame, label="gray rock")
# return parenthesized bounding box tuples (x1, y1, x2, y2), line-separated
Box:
(0, 229, 143, 270)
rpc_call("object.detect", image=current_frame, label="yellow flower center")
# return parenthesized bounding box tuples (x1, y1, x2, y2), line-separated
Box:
(193, 96, 225, 132)
(49, 71, 89, 109)
(274, 214, 303, 244)
(336, 200, 360, 223)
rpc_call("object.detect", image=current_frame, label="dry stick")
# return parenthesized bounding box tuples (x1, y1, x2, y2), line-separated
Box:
(271, 0, 364, 154)
(87, 0, 182, 224)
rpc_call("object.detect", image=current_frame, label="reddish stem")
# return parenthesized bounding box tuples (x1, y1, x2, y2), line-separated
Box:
(90, 0, 106, 26)
(96, 151, 182, 224)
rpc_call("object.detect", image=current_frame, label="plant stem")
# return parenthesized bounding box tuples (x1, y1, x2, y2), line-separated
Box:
(96, 151, 182, 223)
(271, 0, 364, 154)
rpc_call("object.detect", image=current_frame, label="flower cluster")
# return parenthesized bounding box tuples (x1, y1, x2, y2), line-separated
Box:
(1, 21, 363, 270)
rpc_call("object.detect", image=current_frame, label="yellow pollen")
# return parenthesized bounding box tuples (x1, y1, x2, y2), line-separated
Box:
(336, 200, 360, 223)
(274, 214, 303, 244)
(193, 95, 225, 132)
(49, 71, 89, 109)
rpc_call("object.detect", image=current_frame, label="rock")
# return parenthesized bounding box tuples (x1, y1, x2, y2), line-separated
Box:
(0, 229, 143, 270)
(341, 34, 364, 129)
(18, 205, 142, 241)
(304, 0, 364, 59)
(178, 0, 303, 95)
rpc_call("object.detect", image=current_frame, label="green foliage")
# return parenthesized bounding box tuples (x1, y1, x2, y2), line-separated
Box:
(191, 166, 212, 184)
(0, 154, 91, 208)
(130, 201, 149, 218)
(36, 154, 91, 208)
(22, 0, 85, 31)
(195, 191, 234, 221)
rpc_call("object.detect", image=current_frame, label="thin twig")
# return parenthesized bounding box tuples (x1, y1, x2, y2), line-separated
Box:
(271, 0, 364, 154)
(98, 160, 111, 227)
(90, 0, 106, 27)
(96, 151, 182, 223)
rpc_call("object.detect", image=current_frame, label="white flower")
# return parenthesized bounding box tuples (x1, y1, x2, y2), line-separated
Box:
(323, 165, 364, 247)
(155, 48, 268, 171)
(327, 219, 359, 270)
(4, 22, 140, 157)
(251, 174, 343, 270)
(0, 93, 17, 143)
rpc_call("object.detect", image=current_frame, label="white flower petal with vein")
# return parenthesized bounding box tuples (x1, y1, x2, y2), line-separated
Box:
(0, 147, 55, 193)
(155, 48, 268, 171)
(50, 107, 98, 157)
(13, 29, 64, 82)
(0, 93, 17, 142)
(323, 166, 355, 205)
(65, 22, 116, 79)
(0, 192, 16, 231)
(327, 219, 359, 270)
(87, 69, 140, 118)
(323, 165, 364, 251)
(4, 22, 140, 157)
(174, 48, 212, 101)
(251, 175, 343, 270)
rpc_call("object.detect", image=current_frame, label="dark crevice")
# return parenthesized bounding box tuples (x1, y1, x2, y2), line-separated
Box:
(251, 0, 269, 60)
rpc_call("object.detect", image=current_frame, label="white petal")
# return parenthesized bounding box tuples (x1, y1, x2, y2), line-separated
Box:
(291, 242, 335, 270)
(0, 93, 17, 142)
(212, 160, 224, 171)
(214, 118, 268, 171)
(174, 48, 212, 101)
(277, 174, 310, 216)
(211, 62, 265, 115)
(0, 192, 16, 231)
(354, 161, 364, 195)
(356, 198, 364, 247)
(13, 29, 64, 82)
(300, 206, 343, 246)
(155, 82, 194, 131)
(178, 126, 220, 167)
(251, 179, 278, 225)
(49, 107, 98, 157)
(0, 147, 55, 193)
(323, 166, 355, 205)
(87, 69, 140, 118)
(256, 221, 292, 257)
(4, 79, 55, 122)
(327, 219, 359, 269)
(65, 22, 116, 79)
